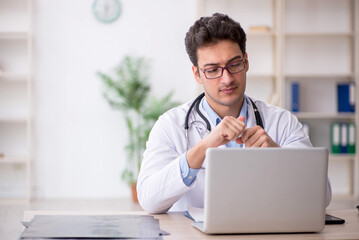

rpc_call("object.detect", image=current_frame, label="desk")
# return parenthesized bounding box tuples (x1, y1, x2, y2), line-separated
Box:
(23, 209, 359, 239)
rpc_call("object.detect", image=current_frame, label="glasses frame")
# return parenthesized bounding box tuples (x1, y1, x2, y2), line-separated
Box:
(198, 59, 247, 80)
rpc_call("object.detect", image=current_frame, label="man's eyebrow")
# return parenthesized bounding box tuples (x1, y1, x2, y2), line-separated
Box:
(202, 55, 244, 68)
(227, 55, 243, 63)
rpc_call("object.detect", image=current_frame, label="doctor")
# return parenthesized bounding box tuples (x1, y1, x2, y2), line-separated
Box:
(137, 13, 331, 214)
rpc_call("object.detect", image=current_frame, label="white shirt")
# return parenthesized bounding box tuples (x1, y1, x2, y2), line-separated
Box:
(137, 96, 332, 214)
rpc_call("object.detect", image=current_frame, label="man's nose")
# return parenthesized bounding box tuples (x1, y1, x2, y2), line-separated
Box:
(220, 69, 234, 84)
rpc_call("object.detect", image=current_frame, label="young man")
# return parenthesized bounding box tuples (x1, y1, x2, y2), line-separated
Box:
(137, 13, 331, 214)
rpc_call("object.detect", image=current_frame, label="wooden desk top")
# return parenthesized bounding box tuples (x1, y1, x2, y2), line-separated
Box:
(23, 209, 359, 240)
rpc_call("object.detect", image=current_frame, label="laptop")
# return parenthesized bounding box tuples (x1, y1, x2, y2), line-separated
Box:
(192, 147, 328, 234)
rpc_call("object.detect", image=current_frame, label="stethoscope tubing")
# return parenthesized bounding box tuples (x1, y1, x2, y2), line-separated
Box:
(184, 93, 264, 139)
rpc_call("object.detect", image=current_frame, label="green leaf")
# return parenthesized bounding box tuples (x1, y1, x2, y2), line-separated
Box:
(98, 55, 151, 112)
(121, 168, 136, 185)
(97, 55, 181, 186)
(143, 92, 180, 121)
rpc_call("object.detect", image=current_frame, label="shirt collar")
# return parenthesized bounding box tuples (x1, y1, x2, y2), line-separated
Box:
(202, 95, 248, 126)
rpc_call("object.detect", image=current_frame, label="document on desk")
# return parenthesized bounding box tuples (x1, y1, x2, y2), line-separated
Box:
(185, 207, 204, 222)
(19, 215, 167, 239)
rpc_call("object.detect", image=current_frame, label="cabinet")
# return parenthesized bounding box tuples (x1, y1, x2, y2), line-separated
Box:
(282, 0, 358, 198)
(0, 0, 32, 202)
(197, 0, 359, 198)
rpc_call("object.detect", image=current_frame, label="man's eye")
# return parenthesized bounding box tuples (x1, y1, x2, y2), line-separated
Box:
(206, 68, 220, 74)
(229, 61, 243, 67)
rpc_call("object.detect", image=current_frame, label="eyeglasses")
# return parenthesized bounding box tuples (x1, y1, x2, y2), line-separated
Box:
(199, 59, 246, 79)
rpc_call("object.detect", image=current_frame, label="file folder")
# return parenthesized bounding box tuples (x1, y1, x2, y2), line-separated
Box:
(348, 123, 356, 154)
(340, 123, 348, 153)
(291, 82, 300, 112)
(331, 123, 340, 154)
(337, 83, 355, 112)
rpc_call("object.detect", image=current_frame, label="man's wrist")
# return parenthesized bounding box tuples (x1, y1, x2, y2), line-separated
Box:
(186, 139, 209, 169)
(179, 153, 200, 186)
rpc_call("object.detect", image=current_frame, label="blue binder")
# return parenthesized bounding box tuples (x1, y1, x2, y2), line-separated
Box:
(337, 83, 355, 112)
(291, 82, 300, 112)
(340, 123, 348, 153)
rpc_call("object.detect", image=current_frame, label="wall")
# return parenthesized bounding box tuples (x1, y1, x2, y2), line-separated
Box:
(32, 0, 355, 199)
(33, 0, 197, 198)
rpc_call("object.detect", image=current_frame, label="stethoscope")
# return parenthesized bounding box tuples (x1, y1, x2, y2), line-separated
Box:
(184, 92, 264, 139)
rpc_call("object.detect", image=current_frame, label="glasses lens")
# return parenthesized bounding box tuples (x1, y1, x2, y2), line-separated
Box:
(202, 60, 245, 79)
(227, 60, 245, 74)
(204, 67, 222, 79)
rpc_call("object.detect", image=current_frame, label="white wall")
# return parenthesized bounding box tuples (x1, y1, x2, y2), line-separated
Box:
(33, 0, 198, 198)
(31, 0, 354, 199)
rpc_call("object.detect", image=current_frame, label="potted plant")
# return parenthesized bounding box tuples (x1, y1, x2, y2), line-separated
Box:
(97, 55, 178, 202)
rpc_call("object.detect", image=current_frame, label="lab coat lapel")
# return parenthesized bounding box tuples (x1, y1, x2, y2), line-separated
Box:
(246, 96, 258, 129)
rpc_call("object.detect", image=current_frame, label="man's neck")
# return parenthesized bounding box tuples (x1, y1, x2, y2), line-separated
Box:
(207, 97, 244, 119)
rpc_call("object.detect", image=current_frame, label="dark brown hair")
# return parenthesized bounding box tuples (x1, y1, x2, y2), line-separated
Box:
(185, 13, 246, 66)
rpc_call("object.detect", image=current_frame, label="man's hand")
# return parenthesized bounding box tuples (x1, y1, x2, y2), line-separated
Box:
(187, 116, 245, 169)
(204, 116, 246, 148)
(236, 126, 279, 147)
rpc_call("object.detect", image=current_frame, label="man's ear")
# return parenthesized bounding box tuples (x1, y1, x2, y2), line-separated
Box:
(192, 65, 203, 84)
(244, 52, 249, 73)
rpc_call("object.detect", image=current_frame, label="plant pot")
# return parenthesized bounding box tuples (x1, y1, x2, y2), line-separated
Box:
(131, 183, 138, 203)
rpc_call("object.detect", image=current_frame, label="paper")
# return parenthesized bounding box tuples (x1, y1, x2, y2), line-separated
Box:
(186, 207, 204, 222)
(20, 238, 161, 240)
(20, 215, 165, 239)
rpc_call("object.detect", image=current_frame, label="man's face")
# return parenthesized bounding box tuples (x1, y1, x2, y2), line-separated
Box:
(193, 40, 248, 113)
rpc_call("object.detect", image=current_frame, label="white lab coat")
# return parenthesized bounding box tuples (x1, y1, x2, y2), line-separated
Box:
(137, 96, 332, 214)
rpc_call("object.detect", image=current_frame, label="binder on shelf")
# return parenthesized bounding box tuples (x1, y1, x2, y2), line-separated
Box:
(331, 122, 356, 154)
(340, 123, 348, 153)
(291, 82, 300, 112)
(331, 123, 340, 154)
(337, 83, 356, 112)
(348, 123, 356, 154)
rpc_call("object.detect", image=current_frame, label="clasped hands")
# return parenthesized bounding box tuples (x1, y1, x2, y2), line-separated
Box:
(187, 116, 279, 169)
(205, 116, 279, 148)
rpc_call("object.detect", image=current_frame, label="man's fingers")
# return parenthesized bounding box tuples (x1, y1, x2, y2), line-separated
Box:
(240, 126, 261, 143)
(223, 117, 245, 132)
(208, 116, 247, 146)
(238, 116, 245, 122)
(243, 129, 262, 147)
(221, 117, 246, 140)
(249, 135, 266, 147)
(221, 128, 238, 141)
(236, 137, 243, 144)
(240, 126, 279, 148)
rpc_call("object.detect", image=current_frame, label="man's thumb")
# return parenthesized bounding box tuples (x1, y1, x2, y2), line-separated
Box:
(238, 116, 245, 122)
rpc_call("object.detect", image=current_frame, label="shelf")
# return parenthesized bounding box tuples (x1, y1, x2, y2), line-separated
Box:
(285, 74, 354, 79)
(247, 31, 275, 37)
(285, 32, 354, 37)
(0, 156, 29, 164)
(0, 72, 28, 81)
(0, 198, 29, 204)
(247, 73, 275, 78)
(329, 154, 356, 161)
(294, 112, 355, 120)
(199, 0, 359, 200)
(0, 116, 28, 122)
(0, 0, 32, 203)
(0, 31, 28, 39)
(0, 39, 29, 73)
